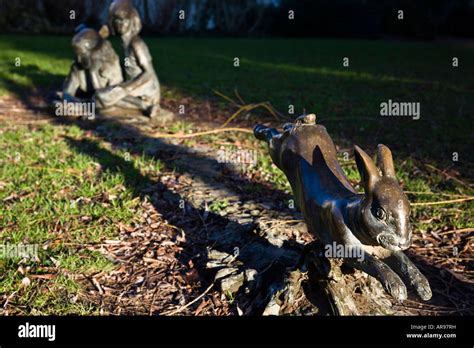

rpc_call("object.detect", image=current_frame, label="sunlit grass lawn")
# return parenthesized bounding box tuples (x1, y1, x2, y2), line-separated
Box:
(0, 35, 473, 174)
(0, 123, 166, 314)
(0, 35, 472, 314)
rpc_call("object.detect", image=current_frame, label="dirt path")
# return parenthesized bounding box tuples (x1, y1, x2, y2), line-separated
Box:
(1, 93, 472, 316)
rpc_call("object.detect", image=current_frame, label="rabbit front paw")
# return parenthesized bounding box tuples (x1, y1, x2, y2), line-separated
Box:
(413, 275, 432, 301)
(386, 251, 433, 301)
(383, 273, 407, 301)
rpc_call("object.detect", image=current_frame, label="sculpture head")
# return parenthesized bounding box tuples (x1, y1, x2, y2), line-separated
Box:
(109, 0, 142, 37)
(354, 144, 412, 251)
(72, 27, 101, 69)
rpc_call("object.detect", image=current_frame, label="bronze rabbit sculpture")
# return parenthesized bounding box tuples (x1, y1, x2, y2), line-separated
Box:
(254, 114, 432, 301)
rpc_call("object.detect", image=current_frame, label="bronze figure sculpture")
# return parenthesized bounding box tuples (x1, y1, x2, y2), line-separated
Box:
(254, 114, 432, 301)
(61, 25, 123, 104)
(94, 0, 172, 121)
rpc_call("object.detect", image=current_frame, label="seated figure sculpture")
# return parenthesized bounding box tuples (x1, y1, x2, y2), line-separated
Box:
(61, 25, 123, 104)
(95, 0, 173, 122)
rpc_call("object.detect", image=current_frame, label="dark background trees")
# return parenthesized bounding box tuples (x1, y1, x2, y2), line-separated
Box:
(0, 0, 473, 39)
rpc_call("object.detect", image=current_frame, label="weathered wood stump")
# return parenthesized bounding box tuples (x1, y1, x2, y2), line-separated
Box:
(205, 223, 397, 316)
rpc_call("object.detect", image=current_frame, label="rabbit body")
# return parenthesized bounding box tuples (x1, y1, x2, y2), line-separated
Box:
(254, 115, 432, 301)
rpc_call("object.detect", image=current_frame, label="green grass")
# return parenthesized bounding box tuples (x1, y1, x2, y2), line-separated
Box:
(0, 35, 472, 314)
(0, 35, 472, 175)
(0, 123, 167, 314)
(208, 198, 230, 213)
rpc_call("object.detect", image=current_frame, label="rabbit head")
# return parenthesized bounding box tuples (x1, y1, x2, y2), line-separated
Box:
(354, 144, 412, 251)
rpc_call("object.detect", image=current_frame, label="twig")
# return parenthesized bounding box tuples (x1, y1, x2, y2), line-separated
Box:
(221, 102, 274, 128)
(3, 290, 18, 310)
(220, 104, 253, 128)
(4, 162, 82, 175)
(160, 283, 214, 316)
(438, 227, 474, 236)
(404, 191, 471, 198)
(234, 88, 245, 105)
(424, 164, 472, 189)
(220, 102, 276, 128)
(411, 197, 474, 206)
(149, 288, 160, 316)
(213, 89, 239, 107)
(0, 118, 52, 125)
(259, 219, 304, 228)
(151, 127, 253, 139)
(91, 277, 104, 295)
(213, 89, 286, 127)
(430, 256, 474, 261)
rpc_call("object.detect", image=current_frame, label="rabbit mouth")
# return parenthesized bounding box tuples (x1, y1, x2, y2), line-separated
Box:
(398, 239, 412, 250)
(377, 233, 408, 251)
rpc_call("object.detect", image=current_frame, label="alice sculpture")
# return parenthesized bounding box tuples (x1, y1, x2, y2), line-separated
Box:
(95, 0, 171, 121)
(61, 0, 173, 122)
(62, 25, 122, 104)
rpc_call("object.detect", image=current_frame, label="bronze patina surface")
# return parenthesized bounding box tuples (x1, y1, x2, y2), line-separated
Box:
(95, 0, 159, 117)
(62, 26, 122, 103)
(254, 114, 432, 301)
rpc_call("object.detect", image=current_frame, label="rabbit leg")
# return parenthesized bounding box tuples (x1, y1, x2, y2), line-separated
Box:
(326, 206, 407, 301)
(344, 251, 408, 301)
(385, 251, 432, 301)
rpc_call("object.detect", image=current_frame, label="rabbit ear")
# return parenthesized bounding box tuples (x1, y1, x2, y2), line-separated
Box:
(377, 144, 396, 179)
(354, 145, 380, 193)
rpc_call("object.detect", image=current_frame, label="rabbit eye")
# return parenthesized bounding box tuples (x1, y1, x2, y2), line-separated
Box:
(375, 208, 386, 220)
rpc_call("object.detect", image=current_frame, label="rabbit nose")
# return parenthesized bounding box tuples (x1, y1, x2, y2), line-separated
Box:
(398, 238, 412, 250)
(398, 224, 412, 250)
(398, 234, 412, 250)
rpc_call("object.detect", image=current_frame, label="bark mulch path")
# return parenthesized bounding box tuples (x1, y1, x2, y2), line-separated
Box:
(1, 92, 472, 316)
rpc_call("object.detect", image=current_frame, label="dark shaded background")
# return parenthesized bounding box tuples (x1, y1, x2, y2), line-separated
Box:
(0, 0, 473, 39)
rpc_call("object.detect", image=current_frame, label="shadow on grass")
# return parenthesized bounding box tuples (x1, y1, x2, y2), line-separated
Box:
(0, 64, 64, 102)
(43, 107, 474, 315)
(1, 35, 472, 179)
(1, 35, 473, 314)
(402, 251, 474, 314)
(63, 135, 312, 315)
